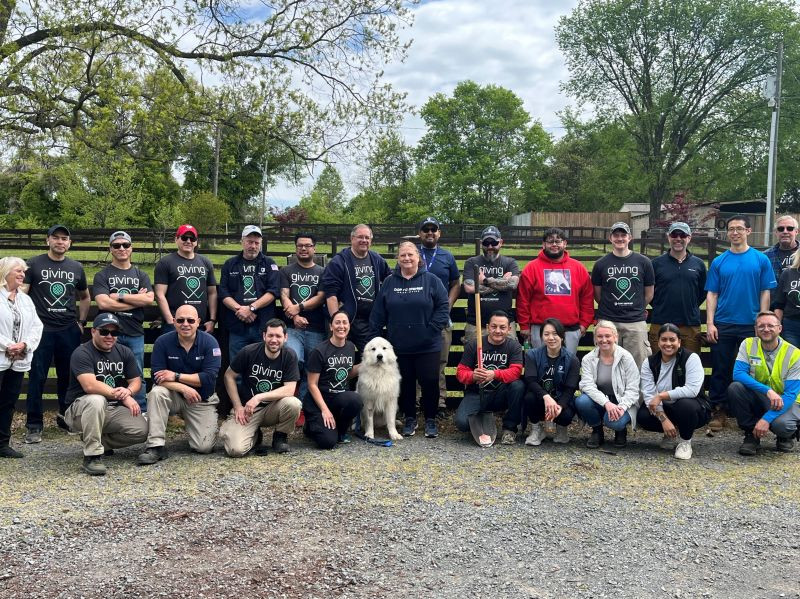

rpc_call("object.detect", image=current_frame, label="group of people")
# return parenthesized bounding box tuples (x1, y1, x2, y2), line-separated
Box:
(1, 215, 799, 474)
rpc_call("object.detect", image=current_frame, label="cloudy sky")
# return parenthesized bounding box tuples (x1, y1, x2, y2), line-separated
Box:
(269, 0, 580, 208)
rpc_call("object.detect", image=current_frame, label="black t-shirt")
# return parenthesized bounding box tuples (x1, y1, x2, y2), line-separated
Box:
(154, 252, 217, 321)
(280, 262, 325, 332)
(591, 252, 655, 322)
(230, 342, 300, 401)
(93, 265, 153, 337)
(541, 355, 558, 394)
(65, 341, 139, 407)
(304, 339, 356, 400)
(24, 254, 88, 331)
(352, 255, 376, 318)
(775, 268, 800, 321)
(459, 336, 523, 392)
(462, 255, 520, 325)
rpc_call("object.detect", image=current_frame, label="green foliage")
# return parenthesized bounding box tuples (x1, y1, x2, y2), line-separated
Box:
(298, 165, 347, 223)
(182, 192, 230, 233)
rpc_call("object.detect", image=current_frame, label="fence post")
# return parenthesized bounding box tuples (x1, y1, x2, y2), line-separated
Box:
(640, 229, 647, 254)
(708, 236, 717, 261)
(331, 238, 338, 255)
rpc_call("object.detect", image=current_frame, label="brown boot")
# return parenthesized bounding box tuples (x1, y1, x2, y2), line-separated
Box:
(708, 406, 727, 432)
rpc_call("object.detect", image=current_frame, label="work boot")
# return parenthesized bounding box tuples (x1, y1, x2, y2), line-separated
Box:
(613, 429, 628, 448)
(525, 423, 545, 446)
(586, 426, 604, 448)
(0, 445, 23, 458)
(272, 431, 290, 454)
(776, 436, 795, 453)
(708, 407, 727, 432)
(137, 446, 169, 465)
(553, 425, 570, 444)
(82, 455, 107, 476)
(738, 432, 760, 456)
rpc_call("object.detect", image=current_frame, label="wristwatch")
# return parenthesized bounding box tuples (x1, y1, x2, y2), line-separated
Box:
(174, 372, 181, 382)
(249, 304, 257, 313)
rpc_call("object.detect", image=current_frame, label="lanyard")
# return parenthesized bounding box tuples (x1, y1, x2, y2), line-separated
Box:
(420, 245, 438, 271)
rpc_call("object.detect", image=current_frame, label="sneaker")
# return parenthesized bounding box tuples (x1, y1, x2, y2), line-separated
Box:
(24, 429, 42, 444)
(424, 419, 438, 438)
(660, 434, 677, 450)
(272, 431, 290, 454)
(674, 439, 693, 460)
(82, 455, 107, 476)
(525, 423, 545, 446)
(500, 429, 516, 445)
(337, 433, 351, 444)
(586, 426, 604, 448)
(613, 429, 628, 448)
(553, 424, 570, 444)
(0, 445, 23, 458)
(708, 407, 727, 432)
(103, 448, 115, 456)
(776, 436, 795, 453)
(137, 446, 169, 465)
(738, 433, 760, 456)
(402, 417, 417, 437)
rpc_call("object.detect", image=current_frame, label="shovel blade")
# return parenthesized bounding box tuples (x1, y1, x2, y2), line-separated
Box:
(469, 412, 497, 448)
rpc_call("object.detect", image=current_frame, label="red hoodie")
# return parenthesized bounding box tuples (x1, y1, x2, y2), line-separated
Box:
(516, 250, 594, 330)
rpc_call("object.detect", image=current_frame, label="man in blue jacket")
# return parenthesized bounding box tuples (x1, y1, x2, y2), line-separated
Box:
(219, 225, 281, 360)
(321, 224, 391, 350)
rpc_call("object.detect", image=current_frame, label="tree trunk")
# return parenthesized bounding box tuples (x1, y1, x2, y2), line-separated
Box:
(647, 181, 667, 230)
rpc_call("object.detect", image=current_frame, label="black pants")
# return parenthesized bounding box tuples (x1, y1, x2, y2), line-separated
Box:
(27, 325, 82, 430)
(348, 318, 370, 353)
(0, 369, 24, 447)
(304, 391, 363, 449)
(727, 381, 771, 433)
(398, 351, 440, 421)
(524, 391, 576, 427)
(708, 323, 752, 407)
(636, 397, 710, 440)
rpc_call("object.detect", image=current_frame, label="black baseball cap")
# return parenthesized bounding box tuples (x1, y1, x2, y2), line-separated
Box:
(47, 224, 71, 237)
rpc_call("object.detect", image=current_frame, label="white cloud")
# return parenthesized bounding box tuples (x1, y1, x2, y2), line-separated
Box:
(269, 0, 579, 209)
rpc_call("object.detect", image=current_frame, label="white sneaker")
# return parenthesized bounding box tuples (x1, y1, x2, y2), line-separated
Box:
(525, 423, 545, 446)
(660, 434, 677, 450)
(674, 439, 693, 460)
(553, 424, 570, 444)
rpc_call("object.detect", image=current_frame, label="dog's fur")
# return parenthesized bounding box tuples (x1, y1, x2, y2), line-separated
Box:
(356, 336, 402, 441)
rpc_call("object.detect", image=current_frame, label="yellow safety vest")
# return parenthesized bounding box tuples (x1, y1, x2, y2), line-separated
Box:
(745, 337, 800, 398)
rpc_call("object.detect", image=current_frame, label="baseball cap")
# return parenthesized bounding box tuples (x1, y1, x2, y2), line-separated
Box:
(610, 221, 632, 235)
(667, 222, 691, 236)
(418, 217, 441, 230)
(241, 225, 262, 238)
(481, 225, 502, 241)
(93, 313, 120, 329)
(176, 224, 198, 238)
(109, 231, 132, 244)
(47, 224, 70, 237)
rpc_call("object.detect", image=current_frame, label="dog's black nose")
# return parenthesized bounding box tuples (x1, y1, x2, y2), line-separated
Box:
(376, 354, 383, 361)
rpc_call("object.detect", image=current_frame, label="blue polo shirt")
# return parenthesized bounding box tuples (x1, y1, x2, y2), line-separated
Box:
(418, 244, 459, 297)
(151, 330, 222, 401)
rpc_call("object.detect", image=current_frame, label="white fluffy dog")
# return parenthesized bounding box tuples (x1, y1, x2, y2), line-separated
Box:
(357, 336, 402, 441)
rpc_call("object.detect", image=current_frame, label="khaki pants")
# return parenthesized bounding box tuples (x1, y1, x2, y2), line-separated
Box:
(146, 386, 219, 453)
(649, 323, 702, 355)
(463, 321, 517, 346)
(219, 396, 301, 457)
(65, 394, 148, 457)
(613, 320, 651, 368)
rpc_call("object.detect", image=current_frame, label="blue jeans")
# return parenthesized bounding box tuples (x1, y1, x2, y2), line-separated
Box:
(781, 318, 800, 349)
(285, 327, 325, 400)
(454, 380, 525, 432)
(27, 325, 82, 430)
(117, 334, 146, 411)
(228, 326, 263, 362)
(708, 323, 753, 407)
(574, 393, 631, 431)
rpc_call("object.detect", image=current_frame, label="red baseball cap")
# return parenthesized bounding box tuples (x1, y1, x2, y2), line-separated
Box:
(176, 224, 198, 238)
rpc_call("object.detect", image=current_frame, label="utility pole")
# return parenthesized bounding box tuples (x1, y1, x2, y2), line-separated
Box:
(260, 156, 269, 227)
(212, 119, 221, 197)
(765, 39, 783, 245)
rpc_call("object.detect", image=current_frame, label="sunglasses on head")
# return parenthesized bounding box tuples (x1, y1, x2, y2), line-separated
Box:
(482, 239, 500, 247)
(179, 235, 197, 242)
(421, 226, 438, 233)
(669, 231, 689, 239)
(96, 328, 119, 337)
(111, 242, 131, 249)
(175, 317, 197, 324)
(777, 226, 796, 232)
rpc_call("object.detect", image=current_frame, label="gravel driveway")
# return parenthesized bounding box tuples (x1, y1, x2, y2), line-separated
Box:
(1, 413, 799, 599)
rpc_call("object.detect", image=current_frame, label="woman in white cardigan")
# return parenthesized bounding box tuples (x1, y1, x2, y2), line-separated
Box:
(0, 257, 43, 457)
(575, 320, 640, 449)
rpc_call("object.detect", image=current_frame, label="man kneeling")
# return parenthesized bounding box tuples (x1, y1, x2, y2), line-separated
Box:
(64, 313, 148, 476)
(219, 319, 301, 456)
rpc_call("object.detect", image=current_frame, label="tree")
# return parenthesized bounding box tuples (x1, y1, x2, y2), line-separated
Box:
(182, 192, 230, 234)
(415, 81, 552, 223)
(557, 0, 798, 227)
(297, 165, 347, 223)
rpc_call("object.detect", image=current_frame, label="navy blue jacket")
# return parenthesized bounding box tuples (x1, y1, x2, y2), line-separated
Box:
(368, 266, 450, 355)
(151, 330, 221, 401)
(523, 346, 580, 405)
(320, 248, 391, 320)
(650, 251, 707, 326)
(219, 252, 280, 334)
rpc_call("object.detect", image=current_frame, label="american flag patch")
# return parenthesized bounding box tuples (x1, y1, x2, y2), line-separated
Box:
(212, 348, 222, 357)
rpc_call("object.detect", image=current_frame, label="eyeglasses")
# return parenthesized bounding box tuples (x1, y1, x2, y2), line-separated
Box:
(111, 242, 131, 249)
(777, 226, 796, 232)
(295, 244, 314, 249)
(179, 235, 197, 242)
(175, 317, 197, 324)
(96, 328, 119, 337)
(669, 232, 689, 239)
(482, 239, 500, 247)
(421, 226, 438, 233)
(544, 238, 565, 245)
(727, 227, 747, 233)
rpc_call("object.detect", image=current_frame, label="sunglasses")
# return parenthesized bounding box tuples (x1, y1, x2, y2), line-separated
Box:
(669, 232, 689, 239)
(96, 328, 119, 337)
(482, 239, 500, 247)
(111, 242, 131, 249)
(175, 317, 197, 324)
(179, 235, 197, 242)
(421, 226, 438, 233)
(777, 226, 796, 232)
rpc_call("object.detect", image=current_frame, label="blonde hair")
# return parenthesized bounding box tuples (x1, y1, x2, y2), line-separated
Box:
(791, 247, 800, 270)
(594, 319, 618, 339)
(397, 240, 423, 268)
(0, 257, 27, 290)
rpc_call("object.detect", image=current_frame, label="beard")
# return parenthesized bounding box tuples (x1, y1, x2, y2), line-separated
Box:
(543, 248, 564, 260)
(482, 248, 499, 261)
